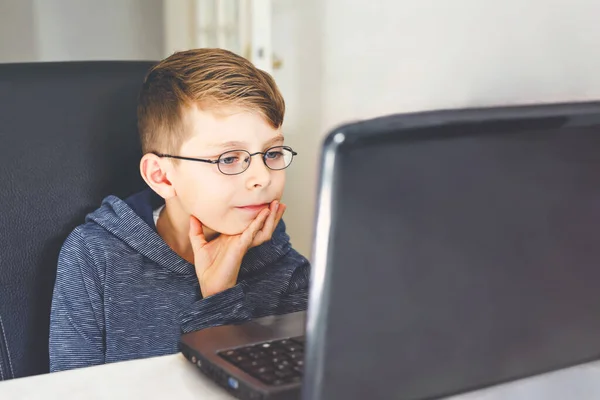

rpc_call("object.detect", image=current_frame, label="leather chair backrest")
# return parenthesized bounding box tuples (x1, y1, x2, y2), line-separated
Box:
(0, 61, 155, 379)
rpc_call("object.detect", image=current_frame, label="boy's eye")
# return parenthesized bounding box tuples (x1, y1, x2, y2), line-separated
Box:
(220, 156, 239, 165)
(265, 150, 283, 159)
(219, 150, 247, 165)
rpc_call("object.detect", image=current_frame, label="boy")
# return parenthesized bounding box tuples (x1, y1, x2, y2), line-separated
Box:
(49, 49, 310, 372)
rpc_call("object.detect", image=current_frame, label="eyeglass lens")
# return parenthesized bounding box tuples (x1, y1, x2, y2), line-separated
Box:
(217, 147, 294, 175)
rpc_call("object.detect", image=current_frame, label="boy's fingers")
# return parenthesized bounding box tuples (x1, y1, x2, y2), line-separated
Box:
(264, 202, 286, 239)
(250, 203, 286, 248)
(241, 208, 270, 246)
(188, 215, 208, 251)
(257, 201, 279, 240)
(273, 203, 286, 229)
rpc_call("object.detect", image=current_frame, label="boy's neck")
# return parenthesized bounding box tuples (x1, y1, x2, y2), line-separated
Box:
(156, 200, 219, 264)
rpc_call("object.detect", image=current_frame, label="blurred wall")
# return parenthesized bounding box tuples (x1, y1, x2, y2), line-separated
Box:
(320, 0, 600, 130)
(0, 1, 38, 62)
(278, 0, 600, 257)
(271, 0, 322, 256)
(0, 0, 163, 62)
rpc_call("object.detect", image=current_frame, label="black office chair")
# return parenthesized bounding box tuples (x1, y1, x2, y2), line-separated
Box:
(0, 61, 154, 379)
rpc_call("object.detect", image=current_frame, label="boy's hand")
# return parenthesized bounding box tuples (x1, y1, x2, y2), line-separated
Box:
(249, 201, 286, 248)
(189, 201, 286, 298)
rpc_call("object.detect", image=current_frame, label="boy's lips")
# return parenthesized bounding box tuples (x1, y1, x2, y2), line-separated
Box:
(236, 203, 270, 213)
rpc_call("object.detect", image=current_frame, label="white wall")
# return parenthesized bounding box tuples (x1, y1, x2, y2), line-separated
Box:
(271, 0, 322, 256)
(279, 0, 600, 256)
(321, 0, 600, 130)
(163, 0, 195, 56)
(0, 0, 163, 62)
(0, 0, 38, 62)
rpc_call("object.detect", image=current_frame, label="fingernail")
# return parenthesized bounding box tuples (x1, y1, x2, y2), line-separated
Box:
(274, 202, 279, 212)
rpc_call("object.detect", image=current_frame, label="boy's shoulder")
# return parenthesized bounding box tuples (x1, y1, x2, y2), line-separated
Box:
(65, 193, 139, 247)
(58, 192, 152, 273)
(64, 217, 123, 252)
(57, 197, 160, 291)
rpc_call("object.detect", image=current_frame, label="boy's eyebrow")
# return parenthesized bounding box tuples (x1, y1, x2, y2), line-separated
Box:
(263, 135, 285, 147)
(207, 135, 284, 150)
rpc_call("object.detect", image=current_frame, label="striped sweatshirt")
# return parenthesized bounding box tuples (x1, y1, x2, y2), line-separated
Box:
(49, 189, 310, 372)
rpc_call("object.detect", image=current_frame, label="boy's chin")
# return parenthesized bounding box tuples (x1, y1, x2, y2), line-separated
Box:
(219, 228, 245, 236)
(208, 213, 262, 236)
(212, 222, 248, 237)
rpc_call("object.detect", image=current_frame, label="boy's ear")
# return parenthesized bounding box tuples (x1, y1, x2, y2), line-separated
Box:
(140, 153, 176, 199)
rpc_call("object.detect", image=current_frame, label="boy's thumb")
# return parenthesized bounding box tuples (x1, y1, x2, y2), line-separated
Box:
(188, 215, 207, 249)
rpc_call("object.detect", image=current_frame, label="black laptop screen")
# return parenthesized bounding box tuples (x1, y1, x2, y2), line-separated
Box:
(318, 115, 600, 399)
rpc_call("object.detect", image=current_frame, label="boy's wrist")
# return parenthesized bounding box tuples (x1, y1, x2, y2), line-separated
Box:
(199, 281, 236, 298)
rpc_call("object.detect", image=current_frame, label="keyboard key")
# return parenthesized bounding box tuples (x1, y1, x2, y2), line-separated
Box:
(268, 348, 285, 357)
(218, 337, 305, 386)
(221, 349, 241, 360)
(232, 355, 249, 365)
(256, 366, 273, 374)
(239, 360, 265, 370)
(275, 369, 294, 379)
(280, 340, 303, 352)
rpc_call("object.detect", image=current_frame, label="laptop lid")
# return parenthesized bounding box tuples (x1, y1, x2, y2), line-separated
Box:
(303, 102, 600, 400)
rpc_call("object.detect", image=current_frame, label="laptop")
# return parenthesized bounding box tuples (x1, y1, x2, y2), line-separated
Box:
(180, 101, 600, 400)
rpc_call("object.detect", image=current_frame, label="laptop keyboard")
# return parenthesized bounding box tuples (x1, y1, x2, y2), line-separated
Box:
(218, 336, 305, 386)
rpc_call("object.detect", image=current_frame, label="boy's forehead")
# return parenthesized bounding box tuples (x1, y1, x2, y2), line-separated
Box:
(183, 105, 282, 148)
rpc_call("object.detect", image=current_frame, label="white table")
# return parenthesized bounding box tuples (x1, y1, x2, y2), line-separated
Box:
(448, 360, 600, 400)
(3, 352, 600, 399)
(0, 353, 234, 400)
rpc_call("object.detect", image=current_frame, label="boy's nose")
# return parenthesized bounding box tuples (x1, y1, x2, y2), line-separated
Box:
(245, 157, 271, 189)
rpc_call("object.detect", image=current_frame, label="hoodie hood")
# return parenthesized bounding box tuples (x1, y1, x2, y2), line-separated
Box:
(85, 189, 292, 277)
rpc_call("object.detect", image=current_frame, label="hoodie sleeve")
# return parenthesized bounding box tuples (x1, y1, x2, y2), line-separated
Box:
(49, 228, 105, 372)
(179, 249, 310, 334)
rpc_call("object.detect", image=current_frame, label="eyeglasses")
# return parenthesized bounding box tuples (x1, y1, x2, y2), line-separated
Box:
(152, 145, 298, 176)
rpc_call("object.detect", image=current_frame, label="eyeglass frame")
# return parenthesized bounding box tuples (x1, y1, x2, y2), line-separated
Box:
(151, 145, 298, 176)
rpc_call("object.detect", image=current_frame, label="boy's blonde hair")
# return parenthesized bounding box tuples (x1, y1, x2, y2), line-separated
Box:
(137, 48, 285, 154)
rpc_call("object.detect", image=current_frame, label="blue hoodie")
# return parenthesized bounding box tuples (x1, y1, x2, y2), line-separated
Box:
(49, 189, 310, 372)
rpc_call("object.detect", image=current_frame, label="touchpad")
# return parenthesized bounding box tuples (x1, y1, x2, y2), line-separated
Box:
(250, 311, 306, 337)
